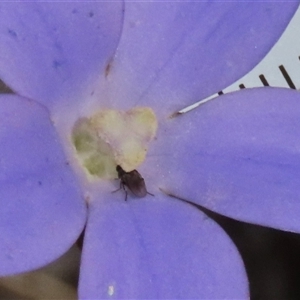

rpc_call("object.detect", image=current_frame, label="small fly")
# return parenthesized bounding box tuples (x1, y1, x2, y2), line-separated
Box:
(113, 165, 154, 201)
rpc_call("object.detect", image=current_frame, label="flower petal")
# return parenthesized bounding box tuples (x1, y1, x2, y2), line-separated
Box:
(0, 2, 123, 110)
(79, 190, 248, 299)
(148, 88, 300, 232)
(0, 95, 86, 275)
(102, 2, 298, 114)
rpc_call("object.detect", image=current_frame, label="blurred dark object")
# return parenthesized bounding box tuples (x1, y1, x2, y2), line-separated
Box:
(0, 245, 80, 300)
(206, 207, 300, 300)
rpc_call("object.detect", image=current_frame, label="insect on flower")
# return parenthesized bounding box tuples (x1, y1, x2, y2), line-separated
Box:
(113, 165, 154, 201)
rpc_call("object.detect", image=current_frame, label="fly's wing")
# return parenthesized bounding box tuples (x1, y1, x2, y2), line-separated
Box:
(123, 170, 147, 197)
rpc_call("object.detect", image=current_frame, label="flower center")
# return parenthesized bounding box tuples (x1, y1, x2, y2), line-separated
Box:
(71, 107, 157, 179)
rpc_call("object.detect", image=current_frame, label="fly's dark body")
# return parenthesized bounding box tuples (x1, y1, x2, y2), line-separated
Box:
(115, 165, 153, 201)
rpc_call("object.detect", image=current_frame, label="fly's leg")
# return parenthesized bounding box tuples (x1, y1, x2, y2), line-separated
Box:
(111, 181, 122, 193)
(112, 181, 128, 201)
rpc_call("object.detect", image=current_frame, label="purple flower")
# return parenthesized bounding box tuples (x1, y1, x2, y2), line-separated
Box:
(0, 2, 299, 299)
